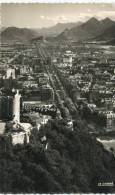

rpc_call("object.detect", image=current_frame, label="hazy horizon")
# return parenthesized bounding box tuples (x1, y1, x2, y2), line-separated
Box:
(1, 3, 115, 28)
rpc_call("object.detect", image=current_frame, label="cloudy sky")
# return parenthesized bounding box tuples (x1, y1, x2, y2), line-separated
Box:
(1, 3, 115, 28)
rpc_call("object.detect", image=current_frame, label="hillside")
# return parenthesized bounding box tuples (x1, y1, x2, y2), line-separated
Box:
(0, 118, 115, 193)
(1, 27, 37, 43)
(95, 24, 115, 41)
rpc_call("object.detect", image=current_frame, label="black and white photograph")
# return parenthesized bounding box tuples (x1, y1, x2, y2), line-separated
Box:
(0, 3, 115, 193)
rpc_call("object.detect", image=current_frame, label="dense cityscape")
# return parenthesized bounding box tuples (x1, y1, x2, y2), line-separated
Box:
(0, 3, 115, 193)
(1, 36, 115, 145)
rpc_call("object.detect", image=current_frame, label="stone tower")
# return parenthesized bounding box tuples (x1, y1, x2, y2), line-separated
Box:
(13, 90, 21, 123)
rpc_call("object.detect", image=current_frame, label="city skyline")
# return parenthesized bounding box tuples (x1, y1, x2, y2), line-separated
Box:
(1, 3, 115, 28)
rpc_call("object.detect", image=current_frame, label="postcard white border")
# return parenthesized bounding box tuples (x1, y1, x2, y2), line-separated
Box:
(1, 0, 115, 3)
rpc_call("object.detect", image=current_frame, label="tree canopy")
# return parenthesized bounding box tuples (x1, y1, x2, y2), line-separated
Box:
(0, 119, 115, 193)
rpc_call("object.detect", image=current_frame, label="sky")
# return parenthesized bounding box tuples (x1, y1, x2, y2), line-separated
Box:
(1, 3, 115, 28)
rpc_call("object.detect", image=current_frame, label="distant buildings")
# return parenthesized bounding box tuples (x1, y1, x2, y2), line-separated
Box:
(55, 50, 76, 68)
(3, 68, 16, 89)
(0, 57, 55, 145)
(40, 84, 54, 102)
(20, 65, 32, 75)
(6, 68, 15, 79)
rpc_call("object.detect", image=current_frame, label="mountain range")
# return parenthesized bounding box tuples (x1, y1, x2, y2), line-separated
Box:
(56, 17, 115, 42)
(33, 22, 82, 36)
(1, 17, 115, 44)
(1, 22, 82, 43)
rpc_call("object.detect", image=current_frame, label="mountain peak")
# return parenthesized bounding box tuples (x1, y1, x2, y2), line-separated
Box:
(101, 17, 115, 28)
(102, 17, 113, 23)
(87, 17, 99, 24)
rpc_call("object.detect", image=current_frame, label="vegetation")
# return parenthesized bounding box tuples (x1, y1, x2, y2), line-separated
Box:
(0, 118, 115, 193)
